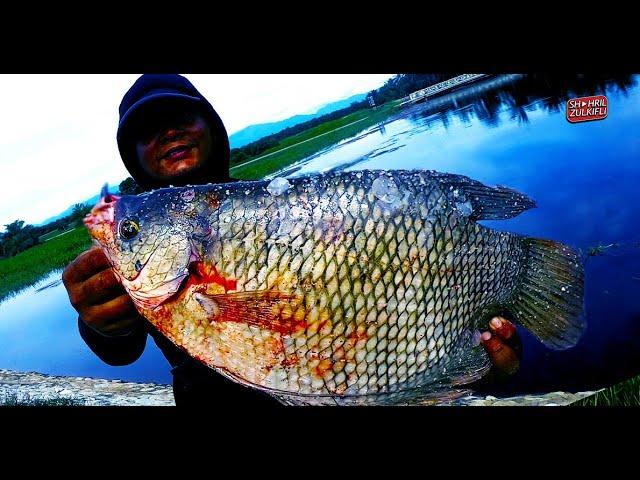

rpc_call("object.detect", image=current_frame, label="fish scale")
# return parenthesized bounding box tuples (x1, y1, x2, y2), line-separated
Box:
(85, 169, 586, 405)
(235, 173, 499, 395)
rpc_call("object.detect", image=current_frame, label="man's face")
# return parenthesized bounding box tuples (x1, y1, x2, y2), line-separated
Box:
(134, 105, 213, 181)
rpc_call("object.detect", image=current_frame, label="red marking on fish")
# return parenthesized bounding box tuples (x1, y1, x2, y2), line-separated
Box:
(347, 327, 368, 342)
(261, 337, 286, 373)
(281, 354, 300, 368)
(293, 322, 307, 334)
(203, 290, 305, 336)
(150, 304, 179, 340)
(190, 261, 237, 292)
(154, 261, 237, 311)
(332, 347, 345, 361)
(343, 326, 369, 352)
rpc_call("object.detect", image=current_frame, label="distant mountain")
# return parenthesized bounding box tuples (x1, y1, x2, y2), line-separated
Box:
(35, 186, 121, 226)
(313, 93, 368, 116)
(229, 93, 367, 148)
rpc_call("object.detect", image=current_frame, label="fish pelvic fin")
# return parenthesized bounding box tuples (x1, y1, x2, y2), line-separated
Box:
(507, 238, 586, 350)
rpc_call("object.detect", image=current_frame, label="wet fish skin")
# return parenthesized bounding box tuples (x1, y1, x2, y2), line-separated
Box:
(84, 169, 585, 405)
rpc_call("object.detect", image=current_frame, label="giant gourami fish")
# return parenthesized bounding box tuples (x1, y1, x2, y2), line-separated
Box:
(84, 170, 585, 405)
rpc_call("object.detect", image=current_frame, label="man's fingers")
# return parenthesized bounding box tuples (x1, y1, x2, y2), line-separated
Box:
(488, 316, 522, 360)
(63, 247, 111, 284)
(83, 294, 137, 327)
(488, 316, 517, 341)
(481, 332, 520, 376)
(81, 268, 125, 305)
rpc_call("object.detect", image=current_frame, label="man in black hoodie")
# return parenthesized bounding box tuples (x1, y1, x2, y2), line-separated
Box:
(63, 74, 281, 406)
(62, 74, 520, 406)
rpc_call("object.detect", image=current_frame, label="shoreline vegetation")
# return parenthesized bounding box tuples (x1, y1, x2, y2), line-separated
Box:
(573, 375, 640, 406)
(0, 227, 92, 303)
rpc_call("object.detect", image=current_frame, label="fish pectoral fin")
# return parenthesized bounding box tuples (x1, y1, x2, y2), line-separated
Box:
(194, 290, 302, 335)
(433, 171, 536, 220)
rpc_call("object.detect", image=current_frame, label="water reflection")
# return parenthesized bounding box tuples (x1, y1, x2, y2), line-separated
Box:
(402, 73, 636, 132)
(0, 270, 172, 384)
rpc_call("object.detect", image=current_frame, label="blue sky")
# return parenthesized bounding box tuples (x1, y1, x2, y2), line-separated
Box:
(0, 74, 394, 230)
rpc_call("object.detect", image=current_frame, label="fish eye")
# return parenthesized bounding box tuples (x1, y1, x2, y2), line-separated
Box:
(119, 219, 139, 240)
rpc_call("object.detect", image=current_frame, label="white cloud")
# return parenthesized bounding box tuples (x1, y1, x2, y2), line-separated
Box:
(0, 74, 393, 230)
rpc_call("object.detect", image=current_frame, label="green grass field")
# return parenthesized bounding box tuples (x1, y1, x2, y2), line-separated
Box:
(230, 101, 401, 180)
(252, 108, 376, 157)
(0, 227, 92, 303)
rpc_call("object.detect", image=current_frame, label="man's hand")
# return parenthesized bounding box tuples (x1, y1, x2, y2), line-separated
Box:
(62, 246, 142, 336)
(480, 316, 522, 379)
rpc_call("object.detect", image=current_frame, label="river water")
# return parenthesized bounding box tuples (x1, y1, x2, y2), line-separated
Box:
(1, 73, 639, 395)
(0, 271, 172, 383)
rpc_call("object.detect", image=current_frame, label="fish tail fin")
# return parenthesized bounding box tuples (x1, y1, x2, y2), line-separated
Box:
(506, 238, 586, 350)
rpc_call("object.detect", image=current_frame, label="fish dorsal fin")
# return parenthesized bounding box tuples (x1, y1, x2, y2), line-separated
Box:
(430, 171, 537, 220)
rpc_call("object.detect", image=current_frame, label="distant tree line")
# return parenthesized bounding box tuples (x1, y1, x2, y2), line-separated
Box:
(0, 176, 146, 259)
(367, 73, 459, 105)
(118, 177, 144, 195)
(230, 74, 459, 166)
(0, 203, 92, 259)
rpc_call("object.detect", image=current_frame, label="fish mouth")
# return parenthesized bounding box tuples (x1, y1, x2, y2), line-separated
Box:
(84, 193, 119, 239)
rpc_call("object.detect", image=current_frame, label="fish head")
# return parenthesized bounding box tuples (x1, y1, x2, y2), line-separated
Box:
(84, 185, 198, 311)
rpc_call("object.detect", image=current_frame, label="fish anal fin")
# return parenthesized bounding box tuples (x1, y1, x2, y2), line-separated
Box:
(437, 330, 492, 387)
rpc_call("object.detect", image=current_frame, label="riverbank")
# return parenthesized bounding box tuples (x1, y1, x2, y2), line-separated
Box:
(0, 368, 602, 406)
(0, 369, 174, 406)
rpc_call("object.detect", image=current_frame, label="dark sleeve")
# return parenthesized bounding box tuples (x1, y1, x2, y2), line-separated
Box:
(77, 316, 148, 366)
